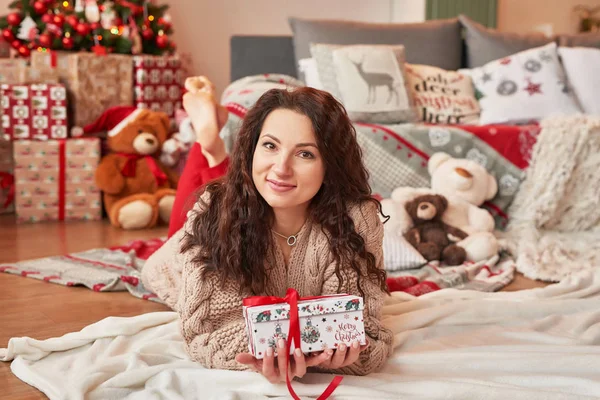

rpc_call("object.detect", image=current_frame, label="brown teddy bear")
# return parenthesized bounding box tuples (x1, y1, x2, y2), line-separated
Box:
(404, 194, 468, 265)
(80, 106, 179, 229)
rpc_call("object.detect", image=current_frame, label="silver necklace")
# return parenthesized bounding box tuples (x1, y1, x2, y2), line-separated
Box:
(272, 229, 300, 246)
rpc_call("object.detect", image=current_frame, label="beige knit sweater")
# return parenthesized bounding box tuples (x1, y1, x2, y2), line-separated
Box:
(142, 200, 393, 376)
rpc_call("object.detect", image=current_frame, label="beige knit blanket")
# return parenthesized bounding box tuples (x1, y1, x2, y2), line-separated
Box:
(505, 114, 600, 282)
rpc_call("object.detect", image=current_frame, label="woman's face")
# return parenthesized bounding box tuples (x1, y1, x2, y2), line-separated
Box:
(252, 108, 325, 213)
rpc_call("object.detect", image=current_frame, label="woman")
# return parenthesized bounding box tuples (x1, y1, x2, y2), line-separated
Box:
(142, 77, 393, 383)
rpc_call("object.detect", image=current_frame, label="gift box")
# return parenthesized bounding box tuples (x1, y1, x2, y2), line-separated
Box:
(0, 60, 59, 85)
(243, 291, 366, 359)
(30, 51, 133, 128)
(1, 83, 68, 141)
(133, 55, 183, 118)
(13, 138, 102, 223)
(0, 139, 14, 214)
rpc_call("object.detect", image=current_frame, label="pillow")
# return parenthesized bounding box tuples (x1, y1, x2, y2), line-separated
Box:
(289, 17, 463, 73)
(558, 47, 600, 115)
(310, 43, 417, 124)
(459, 14, 557, 68)
(405, 64, 480, 125)
(297, 58, 324, 90)
(559, 32, 600, 48)
(460, 42, 582, 125)
(383, 232, 427, 272)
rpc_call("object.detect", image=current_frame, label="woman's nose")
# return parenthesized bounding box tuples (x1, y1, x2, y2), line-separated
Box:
(273, 154, 292, 176)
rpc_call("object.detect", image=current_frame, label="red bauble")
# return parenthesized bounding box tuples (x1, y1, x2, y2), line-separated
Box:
(18, 45, 30, 57)
(90, 22, 100, 31)
(38, 33, 52, 47)
(141, 27, 154, 40)
(156, 35, 169, 49)
(75, 23, 90, 36)
(7, 13, 22, 26)
(41, 13, 53, 24)
(2, 29, 15, 42)
(114, 17, 123, 26)
(66, 15, 79, 27)
(53, 14, 65, 27)
(11, 39, 21, 49)
(62, 36, 74, 49)
(33, 1, 47, 14)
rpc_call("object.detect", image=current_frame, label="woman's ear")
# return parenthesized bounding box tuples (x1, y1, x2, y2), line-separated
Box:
(428, 152, 451, 175)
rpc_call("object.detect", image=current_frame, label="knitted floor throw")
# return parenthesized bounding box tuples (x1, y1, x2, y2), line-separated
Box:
(506, 115, 600, 282)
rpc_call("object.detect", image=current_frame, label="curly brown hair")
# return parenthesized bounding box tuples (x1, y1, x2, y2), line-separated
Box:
(181, 87, 388, 297)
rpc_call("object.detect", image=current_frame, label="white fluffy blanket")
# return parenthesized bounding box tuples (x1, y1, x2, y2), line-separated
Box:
(3, 271, 600, 400)
(506, 115, 600, 281)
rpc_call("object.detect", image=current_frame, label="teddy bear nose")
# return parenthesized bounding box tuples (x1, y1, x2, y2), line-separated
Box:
(419, 204, 429, 210)
(146, 138, 155, 145)
(455, 167, 473, 178)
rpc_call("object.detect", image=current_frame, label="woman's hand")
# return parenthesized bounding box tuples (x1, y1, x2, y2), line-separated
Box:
(315, 340, 369, 370)
(236, 339, 333, 383)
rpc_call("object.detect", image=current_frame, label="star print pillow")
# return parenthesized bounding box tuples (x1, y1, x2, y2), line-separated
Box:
(459, 42, 582, 125)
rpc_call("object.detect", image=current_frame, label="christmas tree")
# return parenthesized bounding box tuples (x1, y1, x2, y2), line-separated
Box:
(0, 0, 175, 58)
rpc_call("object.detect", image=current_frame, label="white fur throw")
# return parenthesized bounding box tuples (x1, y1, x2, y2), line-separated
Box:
(506, 114, 600, 281)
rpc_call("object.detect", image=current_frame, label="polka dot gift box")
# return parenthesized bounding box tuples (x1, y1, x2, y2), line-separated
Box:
(243, 290, 366, 360)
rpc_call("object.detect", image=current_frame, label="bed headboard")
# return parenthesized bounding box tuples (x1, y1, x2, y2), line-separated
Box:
(230, 35, 298, 82)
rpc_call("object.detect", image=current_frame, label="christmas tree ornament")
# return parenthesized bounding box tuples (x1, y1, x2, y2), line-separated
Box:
(89, 22, 100, 31)
(7, 13, 23, 26)
(62, 35, 74, 49)
(74, 0, 84, 12)
(85, 0, 100, 23)
(156, 34, 168, 49)
(52, 14, 65, 27)
(18, 44, 30, 57)
(66, 15, 79, 27)
(100, 1, 116, 29)
(141, 25, 153, 40)
(17, 15, 37, 41)
(2, 29, 15, 42)
(75, 22, 90, 36)
(38, 32, 52, 47)
(11, 39, 21, 49)
(33, 1, 48, 15)
(41, 13, 53, 24)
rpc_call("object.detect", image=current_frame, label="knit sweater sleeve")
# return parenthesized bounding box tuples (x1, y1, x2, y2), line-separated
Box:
(317, 201, 393, 376)
(175, 262, 250, 371)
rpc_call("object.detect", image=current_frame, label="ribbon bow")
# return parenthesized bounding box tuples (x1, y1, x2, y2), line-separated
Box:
(0, 172, 15, 209)
(118, 154, 168, 186)
(243, 289, 344, 400)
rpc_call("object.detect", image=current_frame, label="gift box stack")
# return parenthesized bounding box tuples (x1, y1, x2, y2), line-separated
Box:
(0, 139, 14, 215)
(133, 55, 183, 119)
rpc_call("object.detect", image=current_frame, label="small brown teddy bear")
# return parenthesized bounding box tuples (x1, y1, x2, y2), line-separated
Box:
(80, 106, 179, 229)
(404, 194, 468, 265)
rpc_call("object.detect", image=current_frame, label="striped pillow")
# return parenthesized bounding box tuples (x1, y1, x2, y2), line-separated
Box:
(383, 232, 427, 271)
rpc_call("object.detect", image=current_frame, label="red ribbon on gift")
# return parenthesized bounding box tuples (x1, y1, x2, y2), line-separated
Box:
(0, 172, 15, 209)
(118, 153, 167, 186)
(58, 139, 66, 220)
(243, 288, 345, 400)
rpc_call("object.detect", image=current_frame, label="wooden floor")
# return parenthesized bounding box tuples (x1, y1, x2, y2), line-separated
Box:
(0, 214, 549, 399)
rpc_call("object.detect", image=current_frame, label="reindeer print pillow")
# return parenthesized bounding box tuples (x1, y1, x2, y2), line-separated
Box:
(310, 43, 417, 124)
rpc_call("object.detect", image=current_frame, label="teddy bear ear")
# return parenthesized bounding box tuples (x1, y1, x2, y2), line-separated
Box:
(428, 152, 452, 175)
(486, 174, 498, 200)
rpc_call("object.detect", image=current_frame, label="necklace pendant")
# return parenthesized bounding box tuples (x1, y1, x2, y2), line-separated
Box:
(287, 235, 297, 246)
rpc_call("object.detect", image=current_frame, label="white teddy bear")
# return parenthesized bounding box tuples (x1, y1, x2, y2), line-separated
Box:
(382, 152, 500, 263)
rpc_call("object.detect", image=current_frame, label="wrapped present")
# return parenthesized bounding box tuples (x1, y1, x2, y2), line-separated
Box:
(13, 138, 102, 223)
(0, 59, 28, 83)
(30, 51, 133, 128)
(0, 139, 14, 214)
(133, 55, 183, 118)
(1, 83, 68, 141)
(243, 290, 366, 358)
(243, 289, 354, 398)
(0, 39, 10, 58)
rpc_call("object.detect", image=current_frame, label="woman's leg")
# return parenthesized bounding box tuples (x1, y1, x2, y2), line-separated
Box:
(168, 77, 230, 237)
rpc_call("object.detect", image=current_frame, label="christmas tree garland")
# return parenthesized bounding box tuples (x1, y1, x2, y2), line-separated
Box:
(0, 0, 175, 58)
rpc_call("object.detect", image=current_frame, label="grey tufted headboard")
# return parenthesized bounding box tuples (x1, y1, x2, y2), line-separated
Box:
(230, 35, 298, 82)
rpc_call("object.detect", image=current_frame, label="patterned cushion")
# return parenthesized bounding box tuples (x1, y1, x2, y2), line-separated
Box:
(383, 232, 427, 272)
(310, 43, 417, 124)
(460, 42, 582, 125)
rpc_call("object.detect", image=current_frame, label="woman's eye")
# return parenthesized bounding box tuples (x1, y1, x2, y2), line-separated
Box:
(263, 142, 276, 150)
(298, 151, 314, 159)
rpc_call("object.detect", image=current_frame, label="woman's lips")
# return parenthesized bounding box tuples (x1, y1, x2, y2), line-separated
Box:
(267, 179, 296, 193)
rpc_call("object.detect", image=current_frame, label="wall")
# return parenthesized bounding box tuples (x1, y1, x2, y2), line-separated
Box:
(497, 0, 598, 35)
